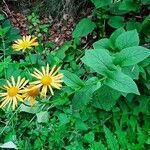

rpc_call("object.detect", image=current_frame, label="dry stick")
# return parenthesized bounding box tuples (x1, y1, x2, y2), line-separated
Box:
(2, 0, 13, 17)
(2, 0, 18, 25)
(1, 9, 8, 17)
(3, 0, 12, 16)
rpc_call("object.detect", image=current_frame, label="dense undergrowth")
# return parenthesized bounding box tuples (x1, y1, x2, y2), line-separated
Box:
(0, 0, 150, 149)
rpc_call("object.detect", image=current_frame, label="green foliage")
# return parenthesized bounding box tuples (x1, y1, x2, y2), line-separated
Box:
(115, 30, 139, 50)
(91, 0, 112, 8)
(28, 12, 51, 40)
(0, 0, 150, 149)
(73, 18, 96, 38)
(104, 126, 119, 150)
(108, 16, 125, 28)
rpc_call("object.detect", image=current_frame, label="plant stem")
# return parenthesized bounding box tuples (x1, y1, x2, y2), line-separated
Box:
(1, 36, 7, 78)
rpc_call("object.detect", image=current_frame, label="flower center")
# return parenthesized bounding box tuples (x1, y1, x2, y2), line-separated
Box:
(21, 41, 30, 49)
(7, 87, 18, 97)
(28, 86, 39, 97)
(41, 75, 52, 85)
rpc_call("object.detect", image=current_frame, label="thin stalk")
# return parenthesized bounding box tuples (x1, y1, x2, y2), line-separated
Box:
(1, 36, 7, 78)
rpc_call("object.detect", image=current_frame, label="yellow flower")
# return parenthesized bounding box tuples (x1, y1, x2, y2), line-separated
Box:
(12, 35, 38, 51)
(22, 85, 39, 106)
(30, 64, 63, 97)
(0, 76, 28, 110)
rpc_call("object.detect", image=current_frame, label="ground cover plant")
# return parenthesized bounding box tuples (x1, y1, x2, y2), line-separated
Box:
(0, 0, 150, 149)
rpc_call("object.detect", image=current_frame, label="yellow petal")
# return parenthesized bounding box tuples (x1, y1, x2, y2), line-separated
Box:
(49, 65, 56, 75)
(48, 85, 54, 95)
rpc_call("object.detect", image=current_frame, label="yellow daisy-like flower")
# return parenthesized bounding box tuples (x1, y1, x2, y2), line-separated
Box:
(0, 76, 28, 110)
(30, 64, 63, 97)
(12, 35, 38, 51)
(22, 85, 39, 106)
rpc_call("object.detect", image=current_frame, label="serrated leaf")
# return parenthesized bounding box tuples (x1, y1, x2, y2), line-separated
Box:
(75, 120, 88, 131)
(73, 18, 96, 38)
(105, 70, 139, 95)
(61, 70, 84, 89)
(93, 85, 120, 111)
(72, 77, 101, 109)
(115, 30, 139, 50)
(57, 113, 70, 125)
(114, 46, 150, 67)
(104, 126, 119, 150)
(81, 49, 114, 75)
(90, 141, 106, 150)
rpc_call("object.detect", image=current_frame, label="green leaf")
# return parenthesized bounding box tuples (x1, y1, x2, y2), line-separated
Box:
(126, 21, 142, 32)
(119, 0, 138, 12)
(108, 16, 124, 28)
(114, 46, 150, 67)
(81, 49, 113, 75)
(93, 85, 120, 111)
(26, 54, 39, 64)
(142, 15, 150, 36)
(84, 132, 94, 143)
(110, 28, 125, 44)
(104, 126, 119, 150)
(90, 141, 106, 150)
(36, 111, 49, 123)
(75, 120, 88, 131)
(0, 27, 10, 36)
(115, 30, 139, 50)
(91, 0, 111, 8)
(0, 14, 5, 21)
(122, 65, 139, 80)
(72, 77, 101, 109)
(57, 113, 70, 125)
(61, 70, 84, 89)
(73, 18, 96, 38)
(105, 70, 139, 94)
(93, 38, 113, 49)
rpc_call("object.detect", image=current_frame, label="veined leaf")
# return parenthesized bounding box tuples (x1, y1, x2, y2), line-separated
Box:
(61, 70, 84, 89)
(104, 126, 119, 150)
(115, 30, 139, 50)
(81, 48, 114, 75)
(105, 70, 139, 95)
(93, 85, 120, 111)
(93, 38, 113, 50)
(72, 77, 101, 109)
(114, 46, 150, 67)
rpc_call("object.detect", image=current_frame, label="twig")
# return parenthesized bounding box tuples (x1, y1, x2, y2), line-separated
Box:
(2, 0, 14, 18)
(1, 9, 8, 17)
